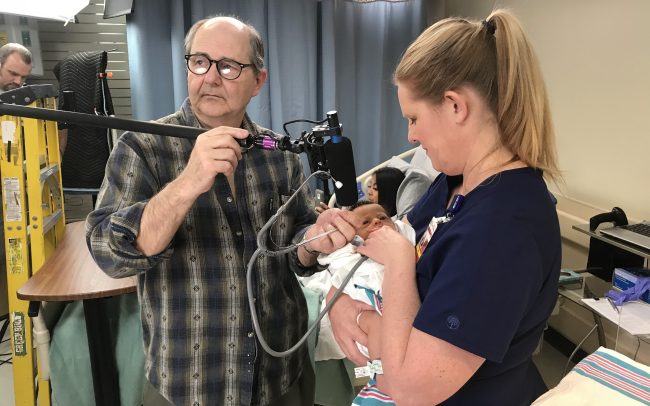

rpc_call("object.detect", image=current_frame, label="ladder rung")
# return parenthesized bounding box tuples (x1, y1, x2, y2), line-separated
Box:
(40, 164, 60, 183)
(41, 210, 63, 234)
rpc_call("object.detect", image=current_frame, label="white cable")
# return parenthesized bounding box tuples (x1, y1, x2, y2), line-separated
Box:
(564, 324, 598, 377)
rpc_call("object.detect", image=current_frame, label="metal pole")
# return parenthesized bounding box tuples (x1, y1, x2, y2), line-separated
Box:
(0, 102, 204, 139)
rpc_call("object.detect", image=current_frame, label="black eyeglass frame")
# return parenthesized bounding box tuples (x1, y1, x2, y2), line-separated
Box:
(184, 54, 255, 80)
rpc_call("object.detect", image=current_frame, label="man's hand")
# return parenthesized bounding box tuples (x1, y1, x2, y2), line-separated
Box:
(176, 126, 249, 197)
(135, 126, 247, 256)
(314, 202, 330, 214)
(304, 208, 361, 255)
(326, 287, 374, 366)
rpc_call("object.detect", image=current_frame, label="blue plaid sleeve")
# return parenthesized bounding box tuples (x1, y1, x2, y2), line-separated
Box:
(86, 133, 173, 278)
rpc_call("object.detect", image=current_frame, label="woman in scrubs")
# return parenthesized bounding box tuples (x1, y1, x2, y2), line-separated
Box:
(328, 9, 562, 405)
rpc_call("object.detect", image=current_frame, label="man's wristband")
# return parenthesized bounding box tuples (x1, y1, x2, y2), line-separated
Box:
(302, 241, 320, 256)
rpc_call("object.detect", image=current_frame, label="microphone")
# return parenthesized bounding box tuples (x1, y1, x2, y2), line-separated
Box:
(323, 111, 358, 207)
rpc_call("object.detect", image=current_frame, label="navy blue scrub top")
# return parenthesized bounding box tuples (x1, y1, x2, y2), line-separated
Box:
(407, 167, 561, 405)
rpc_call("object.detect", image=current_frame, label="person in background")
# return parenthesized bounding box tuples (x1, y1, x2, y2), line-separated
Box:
(0, 43, 32, 92)
(316, 166, 405, 216)
(86, 15, 358, 406)
(365, 167, 405, 217)
(329, 9, 562, 405)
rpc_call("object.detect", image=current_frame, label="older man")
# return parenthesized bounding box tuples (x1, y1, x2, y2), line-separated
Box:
(87, 15, 358, 406)
(0, 43, 32, 92)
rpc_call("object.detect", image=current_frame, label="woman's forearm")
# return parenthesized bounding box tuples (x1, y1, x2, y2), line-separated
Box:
(379, 260, 420, 395)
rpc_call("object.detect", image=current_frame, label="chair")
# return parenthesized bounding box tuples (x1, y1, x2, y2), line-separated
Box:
(585, 208, 644, 282)
(53, 51, 114, 202)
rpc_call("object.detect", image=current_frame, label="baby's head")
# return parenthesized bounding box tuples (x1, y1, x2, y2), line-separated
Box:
(350, 200, 397, 239)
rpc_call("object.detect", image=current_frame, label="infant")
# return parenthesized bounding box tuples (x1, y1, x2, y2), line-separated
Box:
(300, 201, 415, 361)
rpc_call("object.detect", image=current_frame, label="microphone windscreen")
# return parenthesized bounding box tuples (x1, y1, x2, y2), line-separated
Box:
(324, 137, 358, 207)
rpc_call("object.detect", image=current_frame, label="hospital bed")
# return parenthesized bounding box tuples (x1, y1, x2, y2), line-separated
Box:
(532, 346, 650, 405)
(328, 146, 439, 213)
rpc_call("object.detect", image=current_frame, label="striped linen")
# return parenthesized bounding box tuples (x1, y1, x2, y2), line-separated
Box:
(533, 346, 650, 405)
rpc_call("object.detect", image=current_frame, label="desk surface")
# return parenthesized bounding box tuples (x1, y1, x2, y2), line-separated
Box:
(17, 221, 137, 301)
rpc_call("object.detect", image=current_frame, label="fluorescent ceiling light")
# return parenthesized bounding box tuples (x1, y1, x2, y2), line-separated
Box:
(0, 0, 90, 23)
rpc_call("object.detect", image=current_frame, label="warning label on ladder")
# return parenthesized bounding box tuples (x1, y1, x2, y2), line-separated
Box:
(3, 177, 22, 221)
(8, 238, 23, 274)
(12, 312, 26, 356)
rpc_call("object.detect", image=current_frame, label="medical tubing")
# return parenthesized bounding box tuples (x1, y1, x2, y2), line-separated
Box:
(563, 323, 598, 376)
(246, 170, 369, 357)
(247, 250, 368, 358)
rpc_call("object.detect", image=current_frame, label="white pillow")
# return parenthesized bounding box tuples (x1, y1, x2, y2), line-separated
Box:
(409, 146, 439, 180)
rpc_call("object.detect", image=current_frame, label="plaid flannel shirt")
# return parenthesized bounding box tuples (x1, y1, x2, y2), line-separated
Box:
(86, 98, 318, 406)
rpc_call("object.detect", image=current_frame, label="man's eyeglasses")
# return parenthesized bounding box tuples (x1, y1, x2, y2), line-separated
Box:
(185, 54, 254, 80)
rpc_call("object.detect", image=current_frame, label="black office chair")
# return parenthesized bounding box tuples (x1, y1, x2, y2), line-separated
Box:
(53, 51, 114, 205)
(586, 207, 644, 282)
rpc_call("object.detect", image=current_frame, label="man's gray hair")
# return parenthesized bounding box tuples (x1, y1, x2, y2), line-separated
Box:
(184, 15, 264, 75)
(0, 43, 32, 65)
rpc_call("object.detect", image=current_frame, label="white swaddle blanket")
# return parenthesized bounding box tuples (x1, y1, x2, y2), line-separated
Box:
(300, 220, 415, 361)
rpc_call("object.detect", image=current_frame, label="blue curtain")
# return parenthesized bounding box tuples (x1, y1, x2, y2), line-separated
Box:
(126, 0, 424, 173)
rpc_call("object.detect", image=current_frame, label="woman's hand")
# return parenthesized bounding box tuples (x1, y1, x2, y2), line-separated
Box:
(358, 310, 382, 357)
(326, 287, 374, 366)
(356, 226, 414, 268)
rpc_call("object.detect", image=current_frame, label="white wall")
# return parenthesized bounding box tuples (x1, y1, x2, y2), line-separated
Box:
(432, 0, 650, 223)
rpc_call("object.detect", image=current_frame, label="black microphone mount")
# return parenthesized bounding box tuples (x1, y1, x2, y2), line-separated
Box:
(0, 85, 346, 201)
(0, 85, 343, 170)
(242, 111, 343, 169)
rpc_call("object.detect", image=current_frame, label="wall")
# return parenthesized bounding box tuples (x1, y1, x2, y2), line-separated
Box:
(432, 0, 649, 223)
(426, 0, 650, 364)
(26, 0, 132, 118)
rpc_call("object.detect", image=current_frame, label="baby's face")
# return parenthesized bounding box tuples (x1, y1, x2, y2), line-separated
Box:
(353, 203, 396, 239)
(366, 174, 378, 204)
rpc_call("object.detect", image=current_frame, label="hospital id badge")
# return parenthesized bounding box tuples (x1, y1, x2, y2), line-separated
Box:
(415, 195, 464, 261)
(415, 222, 438, 260)
(415, 214, 452, 261)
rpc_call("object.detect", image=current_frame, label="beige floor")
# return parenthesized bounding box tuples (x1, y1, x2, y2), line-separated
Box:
(0, 321, 15, 406)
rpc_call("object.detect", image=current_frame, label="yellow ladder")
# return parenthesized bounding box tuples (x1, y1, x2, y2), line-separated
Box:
(1, 85, 65, 406)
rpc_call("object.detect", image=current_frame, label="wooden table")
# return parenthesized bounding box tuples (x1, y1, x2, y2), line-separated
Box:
(17, 221, 137, 406)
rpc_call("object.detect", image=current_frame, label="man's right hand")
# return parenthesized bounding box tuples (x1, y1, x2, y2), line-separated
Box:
(135, 126, 248, 256)
(176, 126, 249, 196)
(326, 286, 374, 366)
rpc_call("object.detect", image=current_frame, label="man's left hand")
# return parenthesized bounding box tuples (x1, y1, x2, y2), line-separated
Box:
(304, 208, 360, 254)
